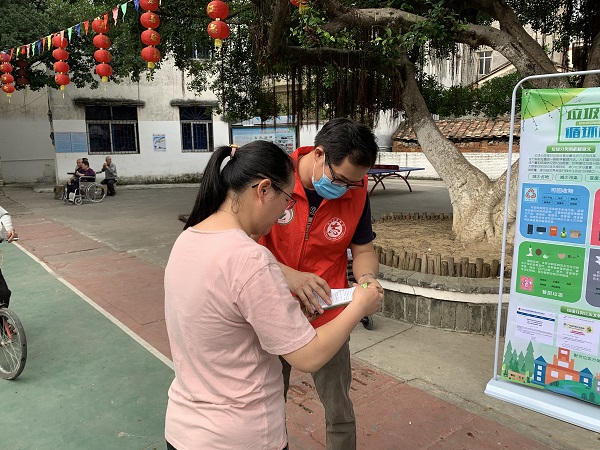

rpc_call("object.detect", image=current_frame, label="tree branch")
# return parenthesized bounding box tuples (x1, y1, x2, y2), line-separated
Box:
(310, 1, 568, 88)
(266, 0, 292, 59)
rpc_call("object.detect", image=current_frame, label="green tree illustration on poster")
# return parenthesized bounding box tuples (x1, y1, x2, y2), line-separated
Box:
(524, 342, 535, 375)
(503, 341, 513, 368)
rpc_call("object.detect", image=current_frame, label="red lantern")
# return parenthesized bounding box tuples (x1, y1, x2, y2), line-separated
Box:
(17, 77, 29, 86)
(207, 0, 229, 20)
(0, 63, 13, 73)
(139, 0, 159, 12)
(55, 73, 70, 87)
(0, 73, 14, 84)
(14, 59, 27, 68)
(141, 46, 161, 69)
(140, 12, 160, 29)
(290, 0, 309, 13)
(91, 18, 109, 34)
(53, 61, 70, 73)
(51, 35, 68, 49)
(140, 0, 161, 69)
(95, 63, 113, 82)
(141, 29, 161, 46)
(0, 52, 10, 63)
(52, 48, 69, 61)
(1, 84, 15, 95)
(207, 20, 230, 48)
(94, 50, 112, 63)
(16, 68, 27, 76)
(93, 35, 111, 49)
(53, 36, 70, 91)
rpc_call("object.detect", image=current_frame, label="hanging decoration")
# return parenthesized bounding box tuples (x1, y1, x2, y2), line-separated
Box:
(52, 35, 70, 91)
(206, 0, 230, 49)
(290, 0, 309, 14)
(1, 52, 15, 98)
(92, 17, 113, 83)
(139, 0, 161, 69)
(14, 59, 29, 86)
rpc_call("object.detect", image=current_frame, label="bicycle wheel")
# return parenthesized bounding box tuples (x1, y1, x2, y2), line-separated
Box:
(0, 308, 27, 380)
(86, 183, 106, 202)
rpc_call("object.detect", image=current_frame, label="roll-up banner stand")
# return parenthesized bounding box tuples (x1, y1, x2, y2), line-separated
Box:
(485, 70, 600, 432)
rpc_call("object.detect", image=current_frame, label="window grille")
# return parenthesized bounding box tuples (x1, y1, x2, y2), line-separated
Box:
(180, 106, 214, 152)
(85, 105, 139, 154)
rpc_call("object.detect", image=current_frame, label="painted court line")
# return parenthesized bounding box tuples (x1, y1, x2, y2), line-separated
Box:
(14, 242, 174, 370)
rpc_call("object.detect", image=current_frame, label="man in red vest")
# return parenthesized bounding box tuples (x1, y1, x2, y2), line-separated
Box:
(259, 118, 383, 450)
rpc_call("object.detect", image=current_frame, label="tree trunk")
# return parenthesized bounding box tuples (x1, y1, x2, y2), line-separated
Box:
(397, 56, 517, 245)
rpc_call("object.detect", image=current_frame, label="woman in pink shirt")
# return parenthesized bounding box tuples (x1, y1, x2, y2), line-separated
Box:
(164, 141, 382, 450)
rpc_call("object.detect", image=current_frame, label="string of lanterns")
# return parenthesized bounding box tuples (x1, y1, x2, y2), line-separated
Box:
(1, 0, 247, 98)
(52, 34, 70, 92)
(92, 15, 113, 83)
(206, 0, 230, 49)
(15, 59, 29, 87)
(140, 0, 161, 69)
(0, 52, 15, 99)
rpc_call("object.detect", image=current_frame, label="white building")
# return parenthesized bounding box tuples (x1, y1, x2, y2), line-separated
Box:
(0, 57, 398, 185)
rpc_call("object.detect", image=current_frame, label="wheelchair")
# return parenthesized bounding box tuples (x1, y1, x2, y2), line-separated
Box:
(62, 176, 107, 205)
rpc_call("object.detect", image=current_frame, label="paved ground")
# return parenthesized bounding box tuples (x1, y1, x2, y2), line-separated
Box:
(1, 180, 599, 449)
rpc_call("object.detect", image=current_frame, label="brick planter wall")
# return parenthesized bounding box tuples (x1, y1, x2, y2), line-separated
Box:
(376, 266, 510, 336)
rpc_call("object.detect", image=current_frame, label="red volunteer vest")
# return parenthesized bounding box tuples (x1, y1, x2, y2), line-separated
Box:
(259, 146, 368, 328)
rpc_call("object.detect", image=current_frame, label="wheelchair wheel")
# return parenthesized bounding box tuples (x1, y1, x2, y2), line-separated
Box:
(86, 183, 106, 202)
(74, 195, 83, 205)
(0, 308, 27, 380)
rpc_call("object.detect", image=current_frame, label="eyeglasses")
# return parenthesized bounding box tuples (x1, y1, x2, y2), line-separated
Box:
(251, 182, 296, 210)
(325, 155, 365, 189)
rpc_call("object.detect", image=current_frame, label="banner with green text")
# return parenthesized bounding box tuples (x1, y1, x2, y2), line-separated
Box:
(502, 87, 600, 408)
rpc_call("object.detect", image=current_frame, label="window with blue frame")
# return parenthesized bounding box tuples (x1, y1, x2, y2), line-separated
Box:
(180, 106, 213, 152)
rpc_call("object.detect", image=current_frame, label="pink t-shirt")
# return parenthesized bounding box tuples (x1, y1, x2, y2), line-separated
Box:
(164, 228, 316, 450)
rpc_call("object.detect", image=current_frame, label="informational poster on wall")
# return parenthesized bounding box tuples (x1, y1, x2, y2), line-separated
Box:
(502, 87, 600, 409)
(54, 132, 88, 153)
(231, 126, 296, 154)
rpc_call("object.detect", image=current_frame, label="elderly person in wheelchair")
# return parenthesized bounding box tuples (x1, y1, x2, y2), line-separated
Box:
(65, 160, 105, 204)
(66, 160, 95, 196)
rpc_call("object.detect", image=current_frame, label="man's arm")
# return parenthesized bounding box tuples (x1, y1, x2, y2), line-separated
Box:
(350, 241, 382, 290)
(278, 262, 332, 314)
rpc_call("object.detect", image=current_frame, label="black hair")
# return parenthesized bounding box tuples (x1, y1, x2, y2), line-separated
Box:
(184, 141, 295, 229)
(314, 118, 378, 168)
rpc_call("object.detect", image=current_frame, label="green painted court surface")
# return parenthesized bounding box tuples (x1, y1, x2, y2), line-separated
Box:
(1, 243, 174, 450)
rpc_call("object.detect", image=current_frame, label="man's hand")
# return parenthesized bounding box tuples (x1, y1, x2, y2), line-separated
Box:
(283, 267, 331, 315)
(7, 230, 18, 243)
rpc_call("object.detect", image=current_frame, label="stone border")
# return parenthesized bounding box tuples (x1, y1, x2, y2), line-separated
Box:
(377, 265, 510, 336)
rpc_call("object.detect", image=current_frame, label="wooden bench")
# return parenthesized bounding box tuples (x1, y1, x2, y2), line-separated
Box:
(367, 164, 425, 195)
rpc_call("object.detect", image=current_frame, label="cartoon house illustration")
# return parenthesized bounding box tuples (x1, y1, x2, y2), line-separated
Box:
(579, 368, 594, 388)
(532, 347, 594, 388)
(532, 356, 547, 386)
(545, 347, 580, 384)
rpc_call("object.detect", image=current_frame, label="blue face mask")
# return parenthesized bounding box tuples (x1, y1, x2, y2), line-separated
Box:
(312, 159, 348, 200)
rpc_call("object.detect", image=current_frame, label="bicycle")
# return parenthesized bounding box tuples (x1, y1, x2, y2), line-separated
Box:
(0, 238, 27, 380)
(0, 305, 27, 380)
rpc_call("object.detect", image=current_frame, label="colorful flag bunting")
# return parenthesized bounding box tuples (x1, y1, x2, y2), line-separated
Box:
(68, 27, 73, 41)
(37, 40, 42, 54)
(47, 35, 51, 50)
(121, 3, 127, 19)
(26, 44, 30, 58)
(103, 13, 109, 26)
(84, 21, 89, 35)
(112, 7, 118, 25)
(134, 0, 140, 11)
(76, 23, 81, 37)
